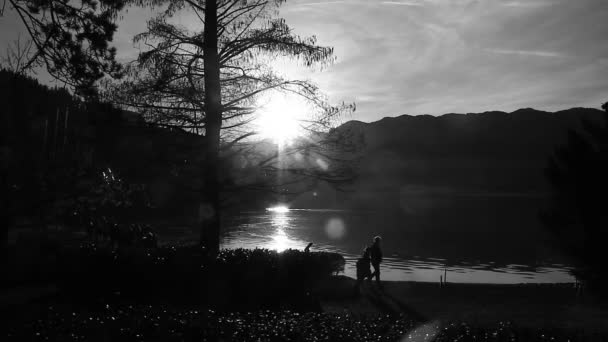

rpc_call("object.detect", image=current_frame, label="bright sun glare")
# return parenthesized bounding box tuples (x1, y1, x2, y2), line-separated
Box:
(255, 93, 309, 146)
(266, 205, 289, 213)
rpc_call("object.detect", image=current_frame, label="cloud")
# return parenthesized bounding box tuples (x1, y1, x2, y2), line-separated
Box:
(501, 1, 557, 8)
(288, 0, 428, 9)
(381, 1, 425, 6)
(295, 1, 348, 6)
(485, 48, 564, 58)
(283, 0, 608, 120)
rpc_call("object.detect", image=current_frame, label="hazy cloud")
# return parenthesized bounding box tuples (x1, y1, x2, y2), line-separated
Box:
(381, 1, 425, 6)
(501, 1, 557, 8)
(281, 0, 608, 120)
(485, 49, 564, 58)
(295, 1, 348, 6)
(1, 0, 606, 122)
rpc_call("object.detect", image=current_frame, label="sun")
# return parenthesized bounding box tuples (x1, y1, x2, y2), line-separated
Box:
(255, 92, 309, 146)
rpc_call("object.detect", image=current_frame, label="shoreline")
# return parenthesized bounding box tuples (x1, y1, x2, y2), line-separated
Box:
(329, 275, 579, 286)
(315, 276, 608, 332)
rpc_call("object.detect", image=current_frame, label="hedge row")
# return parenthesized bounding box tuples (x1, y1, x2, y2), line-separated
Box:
(8, 243, 345, 309)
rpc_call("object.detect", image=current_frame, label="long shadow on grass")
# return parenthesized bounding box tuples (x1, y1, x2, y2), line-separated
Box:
(365, 284, 428, 323)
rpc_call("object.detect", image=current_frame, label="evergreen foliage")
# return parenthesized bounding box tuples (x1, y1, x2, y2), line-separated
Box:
(544, 102, 608, 291)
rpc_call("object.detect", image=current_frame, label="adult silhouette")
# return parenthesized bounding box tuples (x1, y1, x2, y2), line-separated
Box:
(370, 236, 383, 284)
(354, 246, 372, 296)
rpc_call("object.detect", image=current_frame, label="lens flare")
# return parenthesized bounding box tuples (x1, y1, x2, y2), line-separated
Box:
(325, 217, 346, 240)
(400, 321, 440, 342)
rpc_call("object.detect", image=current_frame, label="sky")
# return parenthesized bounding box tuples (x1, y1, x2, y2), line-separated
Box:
(1, 0, 607, 122)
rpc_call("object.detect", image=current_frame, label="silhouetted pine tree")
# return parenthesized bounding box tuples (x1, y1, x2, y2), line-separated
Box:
(544, 101, 608, 291)
(0, 69, 212, 242)
(3, 0, 126, 96)
(0, 69, 128, 239)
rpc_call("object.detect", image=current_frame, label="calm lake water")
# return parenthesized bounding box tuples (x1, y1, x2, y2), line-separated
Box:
(161, 200, 576, 284)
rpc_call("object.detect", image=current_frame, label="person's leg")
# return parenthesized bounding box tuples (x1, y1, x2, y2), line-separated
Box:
(372, 262, 380, 282)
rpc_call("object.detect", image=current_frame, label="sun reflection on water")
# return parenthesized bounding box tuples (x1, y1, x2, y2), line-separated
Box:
(271, 228, 293, 252)
(267, 207, 302, 252)
(266, 205, 289, 213)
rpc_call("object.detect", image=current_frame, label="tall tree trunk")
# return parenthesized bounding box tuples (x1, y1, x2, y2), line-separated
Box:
(202, 0, 222, 255)
(0, 167, 9, 252)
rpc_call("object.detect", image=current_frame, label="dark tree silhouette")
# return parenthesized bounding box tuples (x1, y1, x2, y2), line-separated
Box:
(1, 0, 125, 96)
(112, 0, 357, 253)
(544, 101, 608, 291)
(0, 69, 158, 249)
(0, 68, 77, 248)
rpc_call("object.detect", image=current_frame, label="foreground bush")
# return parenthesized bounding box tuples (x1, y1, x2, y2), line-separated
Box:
(7, 305, 605, 342)
(7, 244, 345, 309)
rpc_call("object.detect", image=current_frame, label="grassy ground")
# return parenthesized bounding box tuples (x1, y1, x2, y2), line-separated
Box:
(5, 275, 608, 333)
(316, 276, 608, 332)
(5, 278, 608, 341)
(5, 276, 608, 333)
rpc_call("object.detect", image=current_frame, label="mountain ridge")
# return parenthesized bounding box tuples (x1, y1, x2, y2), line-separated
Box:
(339, 106, 602, 128)
(294, 106, 606, 210)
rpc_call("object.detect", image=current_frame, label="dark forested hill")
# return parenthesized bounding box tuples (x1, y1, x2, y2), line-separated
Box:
(292, 107, 605, 211)
(0, 69, 204, 223)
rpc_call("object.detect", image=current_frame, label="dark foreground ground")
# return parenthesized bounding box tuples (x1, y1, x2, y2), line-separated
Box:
(317, 276, 608, 332)
(5, 276, 608, 341)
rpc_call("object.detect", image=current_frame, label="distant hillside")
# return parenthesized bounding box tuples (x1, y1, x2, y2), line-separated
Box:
(0, 69, 206, 220)
(292, 107, 606, 211)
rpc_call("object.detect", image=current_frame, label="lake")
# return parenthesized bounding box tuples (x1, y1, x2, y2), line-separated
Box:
(161, 199, 576, 284)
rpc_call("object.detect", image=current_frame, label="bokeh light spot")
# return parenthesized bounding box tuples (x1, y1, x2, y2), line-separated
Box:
(325, 217, 346, 240)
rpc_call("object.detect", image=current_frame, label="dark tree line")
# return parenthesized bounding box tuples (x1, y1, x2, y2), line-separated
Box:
(0, 69, 192, 248)
(544, 101, 608, 292)
(1, 68, 82, 247)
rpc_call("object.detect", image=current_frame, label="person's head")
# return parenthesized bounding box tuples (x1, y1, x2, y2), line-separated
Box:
(373, 236, 381, 245)
(363, 246, 371, 257)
